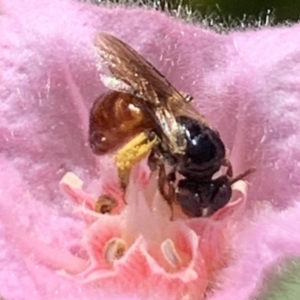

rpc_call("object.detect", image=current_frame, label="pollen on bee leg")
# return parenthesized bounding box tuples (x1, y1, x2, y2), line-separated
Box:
(115, 132, 157, 192)
(161, 238, 183, 268)
(103, 237, 127, 264)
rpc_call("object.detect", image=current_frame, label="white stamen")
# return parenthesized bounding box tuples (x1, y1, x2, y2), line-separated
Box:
(161, 238, 182, 267)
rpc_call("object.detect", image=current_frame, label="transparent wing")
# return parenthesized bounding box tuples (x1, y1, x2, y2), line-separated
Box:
(94, 32, 193, 154)
(94, 32, 186, 109)
(176, 100, 211, 129)
(94, 32, 213, 150)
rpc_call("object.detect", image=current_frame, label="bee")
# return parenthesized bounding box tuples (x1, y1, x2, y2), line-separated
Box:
(89, 32, 252, 218)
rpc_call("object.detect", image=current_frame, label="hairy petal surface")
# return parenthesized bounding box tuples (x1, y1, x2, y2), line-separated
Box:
(1, 0, 300, 299)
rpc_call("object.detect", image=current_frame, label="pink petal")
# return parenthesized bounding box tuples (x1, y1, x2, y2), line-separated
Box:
(1, 0, 300, 299)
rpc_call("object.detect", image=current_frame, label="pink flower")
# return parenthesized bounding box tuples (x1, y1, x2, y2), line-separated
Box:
(57, 164, 246, 300)
(1, 0, 300, 299)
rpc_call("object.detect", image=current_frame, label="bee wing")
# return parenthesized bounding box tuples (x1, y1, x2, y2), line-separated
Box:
(94, 32, 185, 108)
(94, 32, 190, 154)
(176, 101, 211, 129)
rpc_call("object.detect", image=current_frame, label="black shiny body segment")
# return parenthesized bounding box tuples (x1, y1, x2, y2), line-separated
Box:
(153, 115, 232, 218)
(176, 175, 232, 217)
(175, 115, 226, 179)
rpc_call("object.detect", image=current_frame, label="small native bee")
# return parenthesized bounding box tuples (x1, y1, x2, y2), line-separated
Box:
(89, 32, 251, 218)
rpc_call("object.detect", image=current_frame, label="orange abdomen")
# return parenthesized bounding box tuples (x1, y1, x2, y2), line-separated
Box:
(89, 91, 152, 155)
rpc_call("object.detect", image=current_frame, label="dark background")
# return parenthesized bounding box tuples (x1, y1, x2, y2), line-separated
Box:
(165, 0, 300, 24)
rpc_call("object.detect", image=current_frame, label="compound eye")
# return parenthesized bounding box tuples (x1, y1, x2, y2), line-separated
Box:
(89, 130, 110, 155)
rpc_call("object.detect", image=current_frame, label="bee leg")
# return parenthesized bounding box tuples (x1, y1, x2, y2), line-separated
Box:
(167, 169, 177, 220)
(147, 146, 176, 219)
(115, 132, 157, 203)
(166, 169, 176, 185)
(148, 150, 158, 172)
(222, 158, 233, 178)
(230, 167, 256, 184)
(166, 168, 176, 199)
(157, 164, 175, 220)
